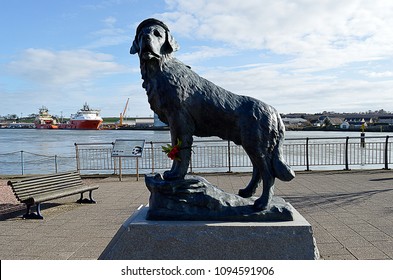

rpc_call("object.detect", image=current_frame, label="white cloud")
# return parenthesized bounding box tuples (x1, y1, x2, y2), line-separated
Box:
(103, 16, 117, 26)
(161, 0, 393, 71)
(146, 0, 393, 114)
(188, 61, 393, 114)
(154, 12, 199, 37)
(7, 48, 126, 86)
(85, 34, 130, 49)
(360, 70, 393, 78)
(177, 46, 237, 64)
(85, 16, 129, 49)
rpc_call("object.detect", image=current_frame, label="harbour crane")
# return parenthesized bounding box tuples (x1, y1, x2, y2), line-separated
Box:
(119, 98, 130, 127)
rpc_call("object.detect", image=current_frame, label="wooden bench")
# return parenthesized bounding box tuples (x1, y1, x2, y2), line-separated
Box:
(7, 171, 99, 219)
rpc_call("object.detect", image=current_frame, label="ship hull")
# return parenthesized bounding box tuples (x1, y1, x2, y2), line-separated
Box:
(59, 120, 102, 130)
(35, 124, 58, 129)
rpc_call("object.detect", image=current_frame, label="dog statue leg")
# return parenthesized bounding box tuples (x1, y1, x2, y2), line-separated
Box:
(163, 140, 192, 180)
(253, 159, 275, 211)
(238, 144, 262, 198)
(238, 165, 261, 198)
(163, 123, 194, 180)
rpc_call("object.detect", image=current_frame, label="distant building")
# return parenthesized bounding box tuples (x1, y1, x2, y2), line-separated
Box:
(281, 117, 309, 129)
(378, 116, 393, 125)
(344, 116, 374, 125)
(343, 117, 369, 129)
(120, 119, 136, 126)
(154, 114, 168, 127)
(135, 118, 154, 128)
(340, 121, 350, 129)
(346, 121, 367, 129)
(313, 116, 344, 128)
(328, 117, 344, 127)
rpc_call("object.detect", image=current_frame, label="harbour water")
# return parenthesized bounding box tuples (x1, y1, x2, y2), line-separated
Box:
(1, 129, 393, 175)
(0, 129, 171, 158)
(2, 129, 393, 155)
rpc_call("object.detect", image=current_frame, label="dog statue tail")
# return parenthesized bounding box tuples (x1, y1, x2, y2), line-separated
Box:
(272, 115, 296, 182)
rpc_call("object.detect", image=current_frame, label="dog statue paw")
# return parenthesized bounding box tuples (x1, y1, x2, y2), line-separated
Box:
(163, 170, 183, 181)
(238, 188, 255, 198)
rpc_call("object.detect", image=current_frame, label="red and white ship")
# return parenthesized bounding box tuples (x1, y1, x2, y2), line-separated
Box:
(59, 103, 103, 130)
(34, 106, 59, 129)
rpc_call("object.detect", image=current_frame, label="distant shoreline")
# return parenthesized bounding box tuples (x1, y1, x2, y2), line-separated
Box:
(289, 126, 393, 133)
(2, 126, 393, 132)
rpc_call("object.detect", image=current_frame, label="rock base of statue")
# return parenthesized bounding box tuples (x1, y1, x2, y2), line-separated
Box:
(145, 173, 294, 222)
(99, 205, 319, 260)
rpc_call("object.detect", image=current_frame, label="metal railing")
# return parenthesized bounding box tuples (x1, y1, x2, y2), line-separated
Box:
(285, 136, 392, 171)
(74, 136, 393, 175)
(1, 136, 392, 175)
(0, 151, 76, 175)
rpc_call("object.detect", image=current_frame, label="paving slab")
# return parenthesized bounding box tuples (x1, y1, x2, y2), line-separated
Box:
(0, 169, 393, 260)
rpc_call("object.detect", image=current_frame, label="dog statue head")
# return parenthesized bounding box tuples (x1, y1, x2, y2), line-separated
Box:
(130, 18, 179, 60)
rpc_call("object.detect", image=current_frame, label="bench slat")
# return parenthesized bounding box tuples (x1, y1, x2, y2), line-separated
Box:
(12, 178, 82, 192)
(10, 174, 81, 188)
(24, 185, 99, 205)
(8, 171, 80, 184)
(12, 179, 82, 191)
(15, 180, 83, 193)
(15, 182, 84, 201)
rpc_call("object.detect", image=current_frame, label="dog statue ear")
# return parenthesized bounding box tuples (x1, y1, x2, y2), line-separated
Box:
(130, 39, 139, 55)
(163, 31, 179, 54)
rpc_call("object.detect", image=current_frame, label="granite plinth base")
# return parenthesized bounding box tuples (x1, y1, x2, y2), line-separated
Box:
(99, 205, 319, 260)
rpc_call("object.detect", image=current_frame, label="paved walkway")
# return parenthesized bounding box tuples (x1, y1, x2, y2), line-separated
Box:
(1, 170, 393, 260)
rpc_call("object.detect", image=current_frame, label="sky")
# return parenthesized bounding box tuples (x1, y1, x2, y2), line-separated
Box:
(1, 0, 393, 118)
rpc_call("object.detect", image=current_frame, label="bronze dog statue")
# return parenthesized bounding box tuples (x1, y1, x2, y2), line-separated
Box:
(130, 18, 295, 210)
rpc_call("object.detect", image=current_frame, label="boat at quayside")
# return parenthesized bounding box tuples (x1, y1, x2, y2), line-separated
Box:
(59, 103, 103, 130)
(34, 106, 59, 129)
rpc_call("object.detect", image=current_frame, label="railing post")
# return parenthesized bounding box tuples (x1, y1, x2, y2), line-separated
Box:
(305, 138, 310, 171)
(150, 141, 154, 174)
(227, 140, 232, 173)
(384, 135, 390, 170)
(118, 157, 122, 181)
(136, 157, 139, 181)
(360, 132, 366, 148)
(344, 136, 350, 171)
(112, 142, 116, 175)
(74, 143, 80, 172)
(20, 150, 24, 175)
(113, 157, 118, 175)
(54, 155, 58, 173)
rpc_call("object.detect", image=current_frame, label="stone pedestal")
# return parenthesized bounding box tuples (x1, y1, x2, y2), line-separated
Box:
(99, 205, 319, 260)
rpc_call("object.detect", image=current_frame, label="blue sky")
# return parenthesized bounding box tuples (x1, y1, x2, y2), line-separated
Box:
(1, 0, 393, 118)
